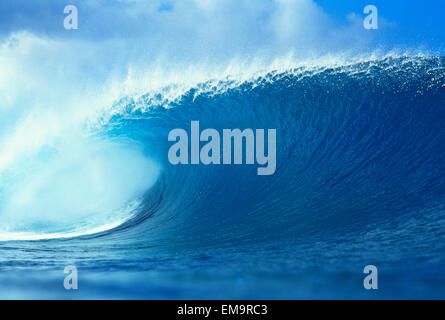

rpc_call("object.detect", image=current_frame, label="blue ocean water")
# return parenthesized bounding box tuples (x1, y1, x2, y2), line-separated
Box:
(0, 56, 444, 299)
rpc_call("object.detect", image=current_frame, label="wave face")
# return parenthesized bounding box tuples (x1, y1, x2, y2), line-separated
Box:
(1, 56, 445, 298)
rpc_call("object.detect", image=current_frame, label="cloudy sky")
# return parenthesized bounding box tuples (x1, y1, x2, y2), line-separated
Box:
(0, 0, 443, 52)
(0, 0, 443, 125)
(0, 0, 442, 131)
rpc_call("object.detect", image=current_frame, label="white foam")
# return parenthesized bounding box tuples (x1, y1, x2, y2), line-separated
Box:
(0, 217, 129, 241)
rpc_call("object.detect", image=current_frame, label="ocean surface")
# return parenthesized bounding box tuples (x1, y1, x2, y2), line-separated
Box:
(0, 56, 444, 299)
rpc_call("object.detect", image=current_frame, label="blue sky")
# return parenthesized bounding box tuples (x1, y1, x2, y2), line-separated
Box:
(0, 0, 443, 53)
(315, 0, 445, 51)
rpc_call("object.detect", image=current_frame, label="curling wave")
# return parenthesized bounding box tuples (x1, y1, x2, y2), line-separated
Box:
(1, 56, 445, 248)
(0, 55, 444, 299)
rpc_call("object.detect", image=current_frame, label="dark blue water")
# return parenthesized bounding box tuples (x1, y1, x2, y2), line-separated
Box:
(1, 56, 445, 299)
